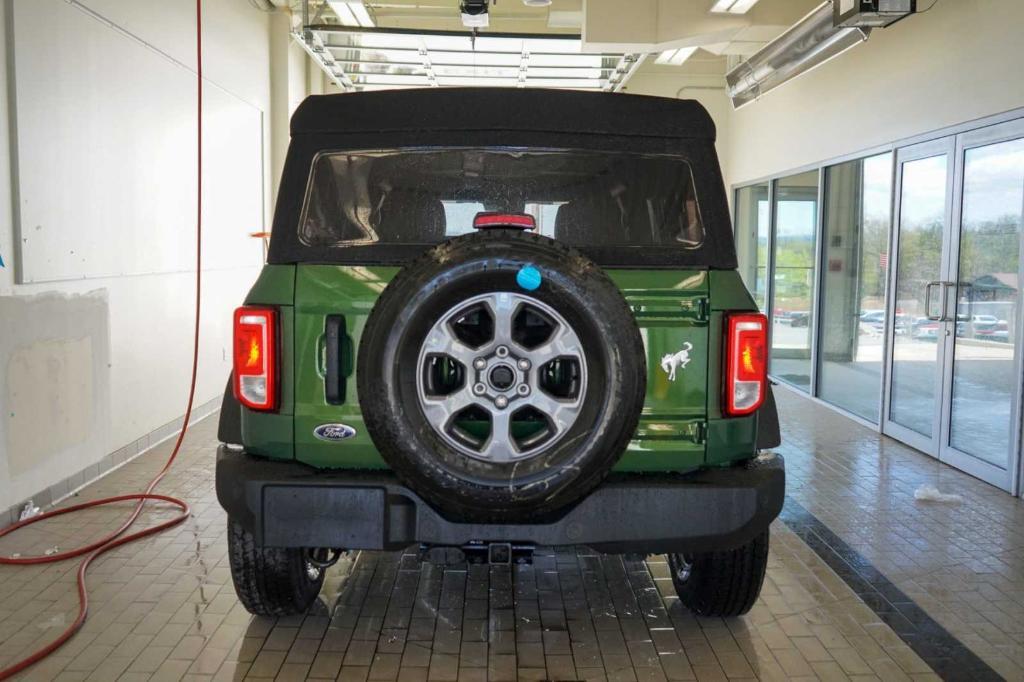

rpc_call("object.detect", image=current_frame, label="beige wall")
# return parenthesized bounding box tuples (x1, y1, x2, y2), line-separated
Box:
(0, 1, 309, 514)
(723, 0, 1024, 188)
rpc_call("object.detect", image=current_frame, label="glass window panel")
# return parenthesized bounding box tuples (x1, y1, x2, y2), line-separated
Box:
(431, 65, 521, 78)
(528, 54, 605, 68)
(734, 183, 770, 310)
(523, 38, 583, 53)
(522, 78, 604, 88)
(330, 47, 421, 62)
(949, 137, 1024, 465)
(434, 77, 520, 87)
(771, 170, 819, 390)
(817, 153, 893, 422)
(348, 33, 425, 49)
(889, 154, 948, 438)
(420, 34, 474, 51)
(300, 148, 704, 249)
(430, 51, 522, 66)
(351, 73, 430, 86)
(526, 67, 605, 79)
(469, 37, 526, 53)
(344, 63, 426, 76)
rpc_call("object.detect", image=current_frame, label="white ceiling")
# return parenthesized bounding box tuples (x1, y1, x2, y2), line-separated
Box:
(292, 0, 820, 92)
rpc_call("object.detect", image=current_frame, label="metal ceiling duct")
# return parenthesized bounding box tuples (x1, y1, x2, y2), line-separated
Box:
(725, 1, 871, 109)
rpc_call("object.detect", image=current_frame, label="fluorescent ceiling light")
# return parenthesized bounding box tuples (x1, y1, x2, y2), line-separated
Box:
(669, 46, 698, 65)
(710, 0, 761, 14)
(304, 27, 634, 92)
(655, 47, 698, 66)
(655, 49, 677, 64)
(327, 2, 375, 28)
(327, 1, 357, 25)
(348, 2, 375, 27)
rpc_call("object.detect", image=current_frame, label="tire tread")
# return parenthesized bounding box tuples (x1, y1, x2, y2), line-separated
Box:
(669, 530, 769, 617)
(227, 519, 324, 616)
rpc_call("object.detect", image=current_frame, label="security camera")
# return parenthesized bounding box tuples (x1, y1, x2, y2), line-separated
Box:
(460, 0, 489, 28)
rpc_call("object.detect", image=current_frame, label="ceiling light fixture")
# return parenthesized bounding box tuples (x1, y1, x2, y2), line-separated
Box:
(655, 46, 698, 66)
(710, 0, 761, 14)
(326, 1, 375, 28)
(655, 49, 677, 64)
(348, 2, 375, 27)
(669, 46, 698, 65)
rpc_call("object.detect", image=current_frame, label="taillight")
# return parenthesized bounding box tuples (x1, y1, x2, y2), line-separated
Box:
(724, 312, 767, 417)
(473, 212, 536, 230)
(233, 306, 277, 411)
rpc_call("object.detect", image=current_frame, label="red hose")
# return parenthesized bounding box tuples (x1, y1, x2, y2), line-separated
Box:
(0, 2, 203, 678)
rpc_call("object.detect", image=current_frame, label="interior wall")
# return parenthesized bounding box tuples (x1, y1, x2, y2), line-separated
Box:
(0, 0, 305, 514)
(723, 0, 1024, 187)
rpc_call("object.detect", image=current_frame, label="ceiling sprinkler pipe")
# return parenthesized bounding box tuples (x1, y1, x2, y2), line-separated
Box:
(726, 1, 870, 108)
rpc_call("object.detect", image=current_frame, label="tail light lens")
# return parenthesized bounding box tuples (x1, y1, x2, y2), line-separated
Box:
(473, 212, 536, 230)
(233, 306, 278, 411)
(724, 312, 767, 417)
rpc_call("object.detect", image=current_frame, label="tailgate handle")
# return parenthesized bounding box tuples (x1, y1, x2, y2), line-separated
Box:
(325, 315, 346, 404)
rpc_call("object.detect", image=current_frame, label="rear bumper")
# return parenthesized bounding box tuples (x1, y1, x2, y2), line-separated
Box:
(216, 446, 784, 554)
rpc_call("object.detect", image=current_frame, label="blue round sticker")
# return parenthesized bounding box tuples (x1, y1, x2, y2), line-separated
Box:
(516, 265, 542, 291)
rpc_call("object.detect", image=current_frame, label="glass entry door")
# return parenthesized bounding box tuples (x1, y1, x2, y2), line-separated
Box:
(885, 122, 1024, 492)
(884, 140, 955, 454)
(940, 123, 1024, 491)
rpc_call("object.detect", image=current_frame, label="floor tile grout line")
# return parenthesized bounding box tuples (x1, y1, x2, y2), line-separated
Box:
(780, 495, 1005, 681)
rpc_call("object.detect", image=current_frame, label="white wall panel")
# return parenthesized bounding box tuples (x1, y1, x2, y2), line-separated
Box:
(11, 0, 263, 283)
(0, 0, 278, 514)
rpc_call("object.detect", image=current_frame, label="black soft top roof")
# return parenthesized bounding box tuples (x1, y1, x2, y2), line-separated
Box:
(290, 88, 717, 141)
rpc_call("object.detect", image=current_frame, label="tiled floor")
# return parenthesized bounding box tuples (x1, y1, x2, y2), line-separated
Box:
(0, 390, 1021, 681)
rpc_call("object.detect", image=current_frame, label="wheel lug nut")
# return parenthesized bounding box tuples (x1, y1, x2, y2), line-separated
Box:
(517, 384, 530, 396)
(495, 395, 509, 409)
(473, 357, 487, 370)
(517, 359, 530, 370)
(473, 383, 486, 395)
(495, 346, 509, 358)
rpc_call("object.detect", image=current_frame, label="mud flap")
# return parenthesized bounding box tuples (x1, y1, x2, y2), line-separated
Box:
(756, 384, 781, 450)
(218, 374, 243, 445)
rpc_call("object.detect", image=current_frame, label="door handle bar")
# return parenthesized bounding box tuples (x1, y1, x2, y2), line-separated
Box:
(924, 281, 943, 321)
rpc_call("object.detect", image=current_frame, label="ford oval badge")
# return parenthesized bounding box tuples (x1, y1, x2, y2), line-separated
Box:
(313, 423, 357, 442)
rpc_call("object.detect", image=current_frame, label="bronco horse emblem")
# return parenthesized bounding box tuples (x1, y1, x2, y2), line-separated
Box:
(660, 342, 693, 382)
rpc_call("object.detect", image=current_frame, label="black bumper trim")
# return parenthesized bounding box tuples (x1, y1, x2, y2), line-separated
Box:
(216, 446, 784, 554)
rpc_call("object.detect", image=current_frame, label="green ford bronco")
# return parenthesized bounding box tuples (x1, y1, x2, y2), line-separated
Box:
(216, 88, 783, 618)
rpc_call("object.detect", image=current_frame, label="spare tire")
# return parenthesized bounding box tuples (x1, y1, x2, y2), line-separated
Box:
(357, 229, 645, 521)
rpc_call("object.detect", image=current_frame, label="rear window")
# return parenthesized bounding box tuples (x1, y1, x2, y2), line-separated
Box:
(298, 148, 704, 250)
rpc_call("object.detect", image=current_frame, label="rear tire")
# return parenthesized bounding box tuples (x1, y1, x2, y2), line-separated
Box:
(668, 530, 769, 617)
(227, 519, 324, 616)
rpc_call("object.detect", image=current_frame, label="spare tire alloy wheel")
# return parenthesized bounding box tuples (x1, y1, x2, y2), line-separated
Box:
(417, 292, 587, 462)
(358, 230, 646, 521)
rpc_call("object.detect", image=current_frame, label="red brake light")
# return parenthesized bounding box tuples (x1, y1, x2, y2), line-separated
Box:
(724, 312, 767, 417)
(473, 212, 536, 230)
(233, 306, 277, 411)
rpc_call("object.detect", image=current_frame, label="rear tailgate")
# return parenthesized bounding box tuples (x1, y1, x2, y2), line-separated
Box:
(608, 270, 709, 472)
(292, 265, 710, 472)
(294, 265, 397, 469)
